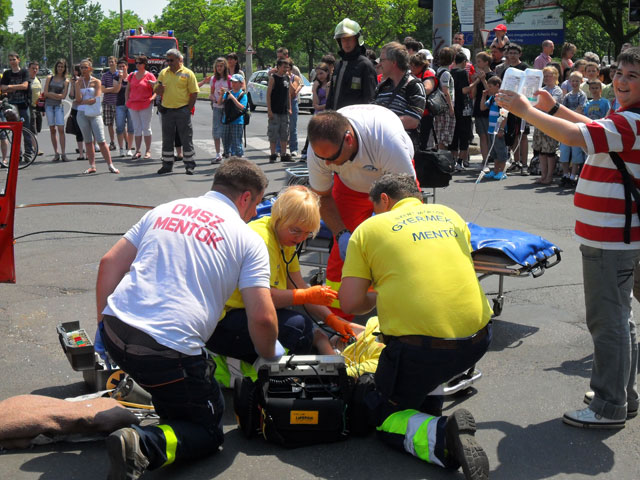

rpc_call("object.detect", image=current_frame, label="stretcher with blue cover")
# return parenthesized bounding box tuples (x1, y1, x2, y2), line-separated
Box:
(256, 197, 563, 317)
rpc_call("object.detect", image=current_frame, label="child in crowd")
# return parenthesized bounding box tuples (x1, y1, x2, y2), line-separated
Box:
(561, 59, 586, 95)
(559, 71, 587, 186)
(433, 47, 456, 151)
(480, 76, 508, 180)
(449, 51, 474, 170)
(496, 46, 640, 431)
(490, 24, 509, 49)
(266, 58, 292, 163)
(581, 62, 600, 99)
(201, 57, 231, 163)
(220, 74, 248, 157)
(602, 62, 617, 106)
(300, 62, 330, 160)
(532, 66, 563, 184)
(584, 80, 610, 121)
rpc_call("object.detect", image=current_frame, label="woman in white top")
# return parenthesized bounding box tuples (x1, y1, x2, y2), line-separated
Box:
(74, 59, 119, 174)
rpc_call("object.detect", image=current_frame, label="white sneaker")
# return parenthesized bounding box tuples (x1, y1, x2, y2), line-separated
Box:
(563, 407, 625, 429)
(126, 149, 134, 157)
(211, 154, 222, 165)
(290, 151, 298, 158)
(119, 148, 125, 157)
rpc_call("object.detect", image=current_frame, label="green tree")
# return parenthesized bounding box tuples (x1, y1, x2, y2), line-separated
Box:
(0, 0, 13, 29)
(94, 10, 145, 59)
(22, 0, 104, 68)
(497, 0, 639, 57)
(154, 0, 435, 75)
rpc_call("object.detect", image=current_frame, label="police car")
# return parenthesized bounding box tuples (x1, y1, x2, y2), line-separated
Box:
(247, 70, 313, 111)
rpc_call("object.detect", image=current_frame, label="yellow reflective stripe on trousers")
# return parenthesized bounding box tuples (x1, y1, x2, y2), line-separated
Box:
(156, 424, 178, 467)
(325, 279, 342, 309)
(213, 354, 232, 388)
(409, 412, 442, 466)
(377, 409, 442, 466)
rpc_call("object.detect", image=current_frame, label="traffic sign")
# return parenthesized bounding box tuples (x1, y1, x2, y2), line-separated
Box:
(245, 45, 254, 54)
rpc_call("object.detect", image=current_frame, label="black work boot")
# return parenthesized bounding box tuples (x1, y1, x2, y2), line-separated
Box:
(157, 161, 173, 175)
(445, 409, 489, 480)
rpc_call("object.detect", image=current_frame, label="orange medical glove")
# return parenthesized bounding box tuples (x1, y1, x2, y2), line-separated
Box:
(292, 285, 338, 306)
(324, 313, 356, 339)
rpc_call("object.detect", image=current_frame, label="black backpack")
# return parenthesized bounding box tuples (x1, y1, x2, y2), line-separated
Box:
(425, 69, 449, 116)
(223, 92, 250, 125)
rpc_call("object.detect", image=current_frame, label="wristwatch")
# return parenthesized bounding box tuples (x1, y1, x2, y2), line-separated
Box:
(335, 229, 350, 242)
(547, 101, 561, 116)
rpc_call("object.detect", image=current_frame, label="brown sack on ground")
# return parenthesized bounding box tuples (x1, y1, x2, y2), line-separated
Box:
(0, 394, 139, 449)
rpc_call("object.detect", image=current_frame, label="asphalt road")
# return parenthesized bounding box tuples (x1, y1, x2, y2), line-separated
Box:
(0, 104, 638, 479)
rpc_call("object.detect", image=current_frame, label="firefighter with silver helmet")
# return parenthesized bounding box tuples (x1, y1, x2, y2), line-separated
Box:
(326, 18, 377, 111)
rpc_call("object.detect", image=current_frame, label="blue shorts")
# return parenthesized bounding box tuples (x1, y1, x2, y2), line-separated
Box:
(115, 105, 134, 135)
(45, 104, 65, 126)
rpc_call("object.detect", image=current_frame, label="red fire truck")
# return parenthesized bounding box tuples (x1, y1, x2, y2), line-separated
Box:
(112, 28, 179, 76)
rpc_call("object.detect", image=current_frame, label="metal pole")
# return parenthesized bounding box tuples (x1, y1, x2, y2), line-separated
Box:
(67, 0, 74, 67)
(119, 0, 123, 33)
(432, 0, 452, 63)
(245, 0, 253, 80)
(42, 10, 47, 69)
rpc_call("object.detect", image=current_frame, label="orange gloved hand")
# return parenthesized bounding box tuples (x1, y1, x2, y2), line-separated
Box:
(324, 313, 356, 339)
(291, 285, 338, 306)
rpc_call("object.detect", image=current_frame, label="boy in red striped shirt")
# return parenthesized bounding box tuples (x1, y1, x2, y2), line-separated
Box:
(497, 47, 640, 429)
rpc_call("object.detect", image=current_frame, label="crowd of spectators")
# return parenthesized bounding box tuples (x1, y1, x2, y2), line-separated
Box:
(0, 23, 628, 186)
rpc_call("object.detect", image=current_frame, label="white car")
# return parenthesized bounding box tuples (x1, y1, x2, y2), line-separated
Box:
(247, 70, 313, 111)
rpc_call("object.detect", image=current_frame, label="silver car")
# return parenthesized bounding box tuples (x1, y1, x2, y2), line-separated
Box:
(247, 70, 313, 111)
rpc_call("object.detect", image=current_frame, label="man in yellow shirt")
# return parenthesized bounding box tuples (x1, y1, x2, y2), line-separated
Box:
(339, 173, 492, 480)
(155, 48, 199, 175)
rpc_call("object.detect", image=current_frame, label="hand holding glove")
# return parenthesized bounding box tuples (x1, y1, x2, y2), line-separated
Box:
(324, 313, 356, 339)
(292, 285, 338, 306)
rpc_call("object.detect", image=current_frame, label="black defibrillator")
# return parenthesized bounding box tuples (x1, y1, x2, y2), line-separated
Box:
(233, 355, 359, 447)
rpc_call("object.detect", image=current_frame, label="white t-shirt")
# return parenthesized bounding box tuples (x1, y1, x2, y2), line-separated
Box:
(210, 76, 230, 108)
(307, 104, 416, 193)
(460, 47, 471, 62)
(104, 191, 270, 356)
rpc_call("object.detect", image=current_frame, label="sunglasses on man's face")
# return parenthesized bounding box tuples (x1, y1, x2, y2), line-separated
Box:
(314, 131, 349, 162)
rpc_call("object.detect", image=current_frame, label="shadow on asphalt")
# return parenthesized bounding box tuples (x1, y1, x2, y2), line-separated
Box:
(487, 318, 539, 352)
(482, 418, 615, 479)
(544, 353, 593, 379)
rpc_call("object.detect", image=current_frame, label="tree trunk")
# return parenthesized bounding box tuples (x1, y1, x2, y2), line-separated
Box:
(472, 0, 485, 58)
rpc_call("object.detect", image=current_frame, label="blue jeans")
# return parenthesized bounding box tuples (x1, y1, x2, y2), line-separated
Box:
(102, 316, 224, 470)
(289, 98, 299, 153)
(581, 245, 640, 420)
(222, 123, 244, 157)
(115, 105, 134, 135)
(206, 308, 314, 363)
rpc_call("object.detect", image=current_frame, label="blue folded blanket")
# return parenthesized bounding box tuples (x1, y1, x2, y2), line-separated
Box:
(468, 222, 560, 267)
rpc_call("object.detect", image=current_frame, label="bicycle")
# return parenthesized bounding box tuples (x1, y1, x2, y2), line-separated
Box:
(0, 98, 39, 170)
